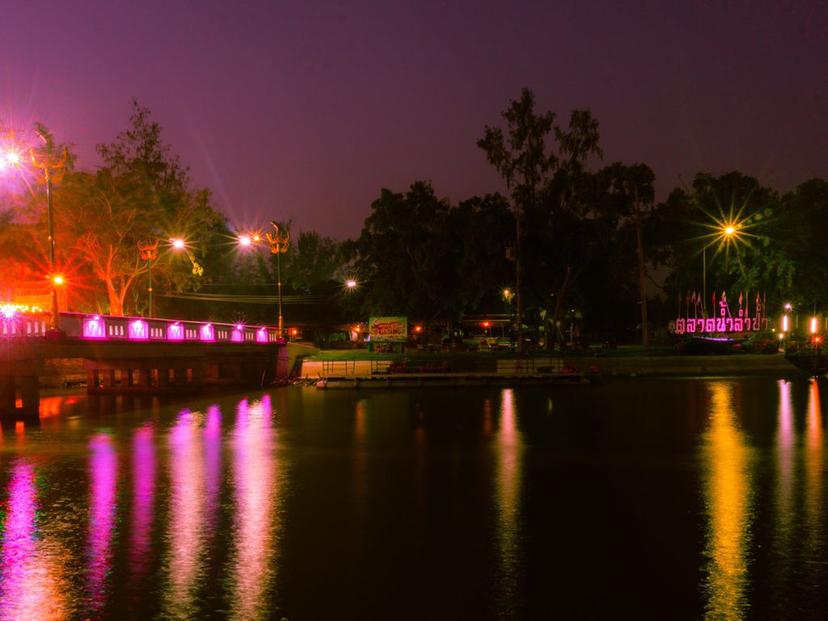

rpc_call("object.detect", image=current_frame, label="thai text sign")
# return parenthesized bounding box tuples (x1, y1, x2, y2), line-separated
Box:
(671, 290, 769, 335)
(369, 316, 408, 342)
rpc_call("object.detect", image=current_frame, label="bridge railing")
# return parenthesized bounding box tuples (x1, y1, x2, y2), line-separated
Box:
(2, 311, 282, 344)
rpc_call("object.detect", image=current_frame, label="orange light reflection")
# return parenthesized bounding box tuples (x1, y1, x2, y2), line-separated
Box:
(701, 382, 753, 620)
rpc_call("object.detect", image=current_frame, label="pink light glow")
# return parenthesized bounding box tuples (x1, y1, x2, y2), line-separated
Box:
(231, 327, 244, 342)
(130, 425, 155, 582)
(200, 323, 215, 341)
(88, 434, 117, 615)
(229, 396, 277, 618)
(0, 460, 68, 620)
(164, 410, 207, 618)
(167, 322, 184, 341)
(256, 328, 268, 343)
(83, 315, 106, 339)
(129, 319, 149, 340)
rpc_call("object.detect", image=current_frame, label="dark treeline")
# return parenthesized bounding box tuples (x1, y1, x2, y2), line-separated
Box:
(2, 92, 826, 346)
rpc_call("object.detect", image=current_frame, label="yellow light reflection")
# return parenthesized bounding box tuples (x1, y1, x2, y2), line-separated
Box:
(494, 388, 523, 610)
(227, 396, 278, 620)
(701, 382, 753, 620)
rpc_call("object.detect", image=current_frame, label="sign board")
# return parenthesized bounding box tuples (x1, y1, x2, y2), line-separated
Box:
(369, 316, 408, 342)
(670, 290, 769, 335)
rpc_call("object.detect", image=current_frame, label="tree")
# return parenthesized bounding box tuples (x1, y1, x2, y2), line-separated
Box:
(353, 182, 452, 318)
(599, 163, 656, 345)
(479, 88, 602, 349)
(52, 102, 225, 315)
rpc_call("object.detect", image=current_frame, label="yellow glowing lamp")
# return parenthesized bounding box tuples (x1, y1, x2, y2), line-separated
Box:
(51, 274, 65, 286)
(810, 317, 818, 335)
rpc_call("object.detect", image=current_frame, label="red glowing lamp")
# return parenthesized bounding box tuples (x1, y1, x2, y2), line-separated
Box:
(480, 321, 491, 328)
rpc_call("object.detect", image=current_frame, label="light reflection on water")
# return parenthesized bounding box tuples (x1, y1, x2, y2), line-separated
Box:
(227, 396, 278, 621)
(163, 409, 209, 619)
(87, 433, 117, 615)
(702, 382, 753, 620)
(0, 381, 827, 617)
(0, 460, 67, 621)
(495, 388, 523, 612)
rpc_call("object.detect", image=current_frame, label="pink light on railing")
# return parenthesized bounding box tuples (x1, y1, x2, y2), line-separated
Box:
(200, 323, 215, 342)
(129, 319, 149, 340)
(231, 324, 244, 343)
(83, 315, 106, 339)
(256, 327, 268, 343)
(168, 322, 184, 341)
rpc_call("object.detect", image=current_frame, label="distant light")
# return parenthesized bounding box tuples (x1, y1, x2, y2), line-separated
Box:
(784, 303, 792, 311)
(481, 321, 491, 328)
(778, 333, 785, 340)
(0, 305, 16, 319)
(414, 325, 423, 333)
(290, 328, 298, 336)
(724, 225, 735, 236)
(238, 234, 252, 247)
(51, 274, 65, 286)
(502, 288, 512, 299)
(345, 279, 357, 289)
(252, 234, 262, 243)
(811, 317, 818, 335)
(1, 148, 22, 170)
(171, 238, 186, 250)
(782, 315, 789, 332)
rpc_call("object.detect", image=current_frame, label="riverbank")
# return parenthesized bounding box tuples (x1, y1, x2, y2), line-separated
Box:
(300, 351, 800, 379)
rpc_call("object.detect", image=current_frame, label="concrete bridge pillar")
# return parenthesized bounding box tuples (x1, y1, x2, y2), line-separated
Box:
(0, 376, 15, 413)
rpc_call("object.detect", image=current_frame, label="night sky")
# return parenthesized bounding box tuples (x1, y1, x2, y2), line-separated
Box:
(2, 1, 826, 238)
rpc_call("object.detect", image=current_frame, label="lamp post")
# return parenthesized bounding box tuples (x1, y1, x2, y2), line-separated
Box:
(137, 240, 159, 317)
(702, 223, 738, 317)
(266, 222, 290, 338)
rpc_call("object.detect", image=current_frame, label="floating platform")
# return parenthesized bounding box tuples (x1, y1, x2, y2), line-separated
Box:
(314, 372, 589, 389)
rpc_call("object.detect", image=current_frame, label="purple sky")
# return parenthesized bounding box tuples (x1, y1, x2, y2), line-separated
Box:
(2, 1, 826, 238)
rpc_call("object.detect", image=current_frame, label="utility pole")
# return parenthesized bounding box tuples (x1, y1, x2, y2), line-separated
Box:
(266, 221, 290, 338)
(31, 126, 68, 333)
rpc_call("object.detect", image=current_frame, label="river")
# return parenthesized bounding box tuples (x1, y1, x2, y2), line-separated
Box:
(0, 378, 825, 619)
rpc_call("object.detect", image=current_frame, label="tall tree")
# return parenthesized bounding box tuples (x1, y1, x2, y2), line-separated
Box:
(479, 89, 602, 349)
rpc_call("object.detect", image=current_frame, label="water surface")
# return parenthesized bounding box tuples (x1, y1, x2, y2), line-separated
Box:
(0, 378, 826, 619)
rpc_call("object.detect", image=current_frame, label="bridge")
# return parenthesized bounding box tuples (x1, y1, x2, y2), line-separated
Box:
(1, 311, 288, 423)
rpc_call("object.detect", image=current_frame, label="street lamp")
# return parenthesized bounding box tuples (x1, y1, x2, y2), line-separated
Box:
(1, 125, 68, 332)
(265, 222, 290, 338)
(345, 278, 358, 290)
(137, 240, 159, 317)
(701, 222, 740, 317)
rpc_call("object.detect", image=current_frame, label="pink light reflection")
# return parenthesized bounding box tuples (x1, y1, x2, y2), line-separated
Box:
(162, 410, 207, 618)
(0, 461, 68, 620)
(228, 396, 277, 619)
(231, 328, 244, 343)
(256, 328, 268, 343)
(130, 425, 155, 583)
(87, 434, 117, 615)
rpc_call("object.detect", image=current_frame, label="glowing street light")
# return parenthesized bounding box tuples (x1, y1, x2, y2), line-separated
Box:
(171, 238, 186, 250)
(238, 234, 252, 247)
(811, 316, 818, 335)
(51, 274, 65, 286)
(345, 279, 358, 290)
(724, 225, 736, 237)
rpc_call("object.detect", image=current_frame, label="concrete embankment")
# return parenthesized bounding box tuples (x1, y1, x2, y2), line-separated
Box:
(578, 353, 797, 377)
(301, 353, 800, 380)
